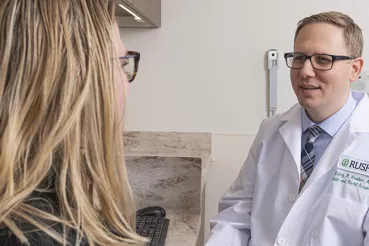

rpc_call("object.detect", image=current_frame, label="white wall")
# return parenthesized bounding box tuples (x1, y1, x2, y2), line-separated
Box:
(120, 0, 369, 240)
(122, 0, 369, 133)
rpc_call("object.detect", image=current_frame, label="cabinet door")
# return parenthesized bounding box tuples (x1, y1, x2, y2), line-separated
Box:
(149, 0, 161, 26)
(133, 0, 150, 17)
(118, 0, 134, 6)
(116, 0, 160, 28)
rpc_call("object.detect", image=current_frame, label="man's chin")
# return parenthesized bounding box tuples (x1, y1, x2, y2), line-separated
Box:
(298, 99, 320, 110)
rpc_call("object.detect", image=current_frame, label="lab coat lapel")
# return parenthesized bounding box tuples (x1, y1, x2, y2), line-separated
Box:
(300, 120, 356, 193)
(278, 105, 303, 172)
(300, 93, 369, 193)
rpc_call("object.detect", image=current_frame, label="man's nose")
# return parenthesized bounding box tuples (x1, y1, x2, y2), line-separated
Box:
(299, 59, 315, 78)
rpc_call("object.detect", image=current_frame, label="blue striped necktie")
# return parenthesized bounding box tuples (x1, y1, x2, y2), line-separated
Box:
(299, 125, 323, 192)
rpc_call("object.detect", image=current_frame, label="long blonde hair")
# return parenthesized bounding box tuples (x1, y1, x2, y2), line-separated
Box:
(0, 0, 143, 245)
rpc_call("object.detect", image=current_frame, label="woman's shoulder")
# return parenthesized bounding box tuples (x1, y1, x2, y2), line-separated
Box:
(0, 217, 88, 246)
(1, 182, 89, 245)
(0, 227, 23, 246)
(0, 224, 89, 246)
(0, 225, 62, 246)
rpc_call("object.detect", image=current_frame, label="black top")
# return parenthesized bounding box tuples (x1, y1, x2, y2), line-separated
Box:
(0, 227, 89, 246)
(0, 226, 86, 246)
(0, 195, 89, 246)
(0, 173, 89, 246)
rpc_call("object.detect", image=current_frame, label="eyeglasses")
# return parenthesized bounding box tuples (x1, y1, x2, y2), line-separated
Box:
(284, 52, 356, 71)
(119, 51, 140, 83)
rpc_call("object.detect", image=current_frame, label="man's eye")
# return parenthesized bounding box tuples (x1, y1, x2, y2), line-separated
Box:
(315, 56, 332, 64)
(294, 55, 305, 61)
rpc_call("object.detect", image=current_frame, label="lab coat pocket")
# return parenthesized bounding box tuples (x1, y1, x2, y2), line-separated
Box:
(309, 195, 368, 246)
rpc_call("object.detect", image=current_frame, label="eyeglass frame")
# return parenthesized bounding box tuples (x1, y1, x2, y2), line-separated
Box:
(119, 51, 140, 83)
(284, 52, 357, 71)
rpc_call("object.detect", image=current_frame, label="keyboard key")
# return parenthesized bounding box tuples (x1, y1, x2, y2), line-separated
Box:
(151, 239, 159, 246)
(136, 216, 169, 246)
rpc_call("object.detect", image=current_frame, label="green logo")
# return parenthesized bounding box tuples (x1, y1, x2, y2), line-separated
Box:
(342, 159, 349, 167)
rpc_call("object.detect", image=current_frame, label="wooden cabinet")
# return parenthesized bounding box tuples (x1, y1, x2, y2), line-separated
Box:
(115, 0, 161, 28)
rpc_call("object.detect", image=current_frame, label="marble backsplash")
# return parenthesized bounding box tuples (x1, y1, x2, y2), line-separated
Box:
(126, 156, 202, 214)
(124, 132, 211, 159)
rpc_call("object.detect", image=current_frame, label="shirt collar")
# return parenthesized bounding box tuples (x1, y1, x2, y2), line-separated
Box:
(302, 90, 357, 137)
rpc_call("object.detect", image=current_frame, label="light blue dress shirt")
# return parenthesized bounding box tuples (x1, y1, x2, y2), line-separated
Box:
(301, 90, 358, 166)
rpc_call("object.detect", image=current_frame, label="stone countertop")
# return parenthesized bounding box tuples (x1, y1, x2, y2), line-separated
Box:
(127, 156, 201, 215)
(124, 131, 212, 245)
(124, 131, 211, 159)
(124, 131, 213, 189)
(165, 214, 200, 246)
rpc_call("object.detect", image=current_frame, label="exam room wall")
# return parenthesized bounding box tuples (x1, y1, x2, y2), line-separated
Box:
(120, 0, 369, 240)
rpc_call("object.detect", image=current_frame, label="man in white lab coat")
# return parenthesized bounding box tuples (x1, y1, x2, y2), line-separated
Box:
(206, 11, 369, 246)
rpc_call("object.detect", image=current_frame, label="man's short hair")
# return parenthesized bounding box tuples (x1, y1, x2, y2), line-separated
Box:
(294, 11, 364, 57)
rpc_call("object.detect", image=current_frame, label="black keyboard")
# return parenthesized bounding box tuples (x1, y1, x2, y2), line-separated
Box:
(136, 216, 170, 246)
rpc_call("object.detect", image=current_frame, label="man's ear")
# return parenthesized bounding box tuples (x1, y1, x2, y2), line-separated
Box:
(350, 57, 364, 82)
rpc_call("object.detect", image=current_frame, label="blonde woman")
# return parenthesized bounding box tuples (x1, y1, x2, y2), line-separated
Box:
(0, 0, 144, 245)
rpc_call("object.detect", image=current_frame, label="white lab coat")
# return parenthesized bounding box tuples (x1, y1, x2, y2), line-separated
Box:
(206, 90, 369, 246)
